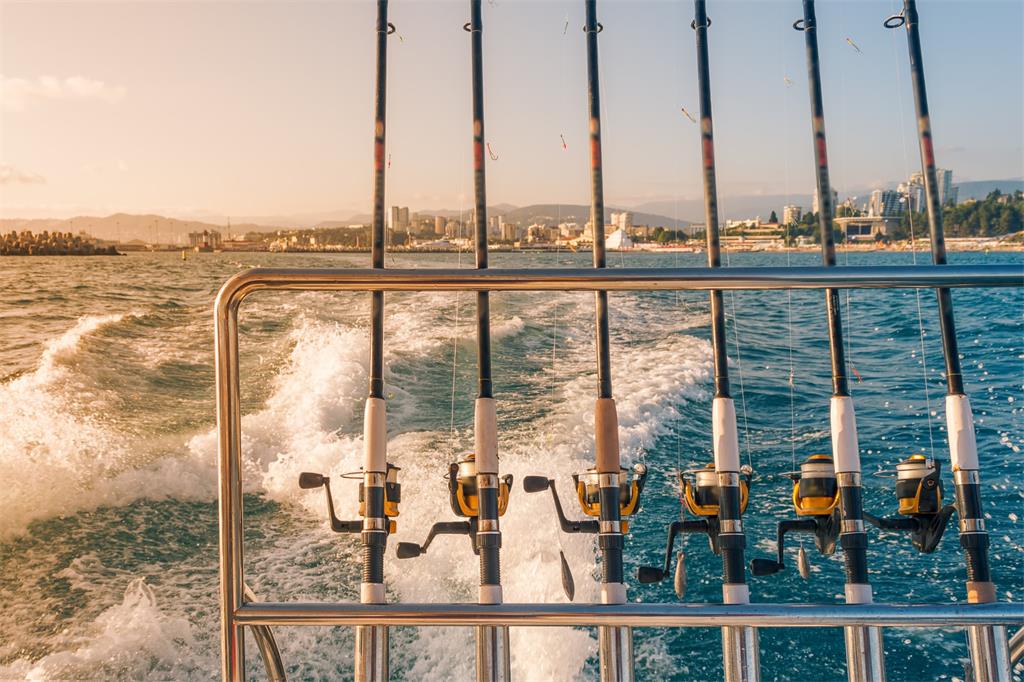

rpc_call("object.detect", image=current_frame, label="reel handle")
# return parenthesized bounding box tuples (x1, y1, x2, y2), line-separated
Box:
(299, 472, 327, 489)
(395, 521, 472, 559)
(522, 474, 598, 534)
(636, 565, 666, 583)
(750, 558, 783, 576)
(298, 472, 361, 534)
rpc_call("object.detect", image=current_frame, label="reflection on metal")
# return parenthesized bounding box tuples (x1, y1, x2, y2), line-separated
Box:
(1009, 626, 1024, 667)
(217, 265, 1023, 681)
(231, 601, 1022, 629)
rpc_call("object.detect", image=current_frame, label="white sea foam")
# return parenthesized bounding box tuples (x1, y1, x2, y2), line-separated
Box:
(3, 293, 711, 680)
(0, 578, 200, 680)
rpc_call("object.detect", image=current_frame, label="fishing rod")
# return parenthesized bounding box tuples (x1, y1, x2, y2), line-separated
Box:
(883, 3, 1010, 679)
(762, 3, 885, 681)
(298, 4, 401, 680)
(636, 4, 759, 680)
(394, 4, 513, 680)
(522, 3, 647, 680)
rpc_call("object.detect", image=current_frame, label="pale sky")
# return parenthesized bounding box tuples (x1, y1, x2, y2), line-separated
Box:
(1, 0, 1022, 221)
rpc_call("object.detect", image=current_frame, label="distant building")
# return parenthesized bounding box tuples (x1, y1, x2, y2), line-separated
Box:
(936, 168, 957, 206)
(434, 215, 446, 235)
(606, 228, 633, 250)
(611, 211, 632, 232)
(500, 222, 519, 241)
(868, 189, 903, 217)
(391, 206, 409, 232)
(188, 230, 222, 250)
(812, 188, 838, 215)
(835, 216, 896, 241)
(782, 205, 802, 225)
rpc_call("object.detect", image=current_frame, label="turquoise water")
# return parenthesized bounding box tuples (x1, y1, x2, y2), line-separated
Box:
(0, 250, 1020, 681)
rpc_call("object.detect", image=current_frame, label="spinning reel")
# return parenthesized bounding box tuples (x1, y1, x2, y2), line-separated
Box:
(395, 454, 513, 559)
(750, 454, 840, 579)
(522, 463, 648, 600)
(637, 463, 752, 596)
(864, 454, 955, 553)
(298, 463, 402, 534)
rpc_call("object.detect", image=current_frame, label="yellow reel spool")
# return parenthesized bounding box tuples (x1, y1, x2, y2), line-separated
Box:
(682, 477, 750, 517)
(455, 477, 511, 518)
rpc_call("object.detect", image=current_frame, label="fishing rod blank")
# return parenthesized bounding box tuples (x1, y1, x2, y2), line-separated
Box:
(795, 2, 884, 680)
(297, 4, 401, 681)
(469, 2, 510, 678)
(884, 2, 1010, 679)
(692, 3, 759, 679)
(584, 3, 636, 680)
(638, 5, 760, 681)
(392, 5, 512, 680)
(522, 4, 648, 681)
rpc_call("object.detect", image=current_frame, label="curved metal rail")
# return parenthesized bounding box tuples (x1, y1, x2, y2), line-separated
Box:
(217, 263, 1024, 682)
(1010, 626, 1024, 667)
(244, 584, 286, 682)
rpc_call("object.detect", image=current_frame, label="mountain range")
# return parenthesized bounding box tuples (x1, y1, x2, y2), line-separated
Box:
(3, 179, 1018, 243)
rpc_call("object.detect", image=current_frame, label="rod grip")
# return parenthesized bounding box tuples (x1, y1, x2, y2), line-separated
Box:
(475, 397, 499, 474)
(364, 397, 387, 473)
(594, 398, 620, 473)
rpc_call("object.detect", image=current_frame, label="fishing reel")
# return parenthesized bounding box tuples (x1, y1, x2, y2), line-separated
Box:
(864, 454, 955, 554)
(750, 454, 840, 579)
(395, 454, 513, 559)
(522, 463, 648, 600)
(298, 463, 402, 534)
(636, 463, 752, 596)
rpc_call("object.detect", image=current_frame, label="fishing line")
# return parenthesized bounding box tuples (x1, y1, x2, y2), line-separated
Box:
(888, 0, 936, 460)
(720, 205, 753, 470)
(779, 22, 798, 475)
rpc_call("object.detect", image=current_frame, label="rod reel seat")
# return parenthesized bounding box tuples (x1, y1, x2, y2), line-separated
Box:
(572, 464, 648, 532)
(636, 463, 753, 596)
(298, 464, 401, 535)
(750, 454, 840, 578)
(396, 454, 513, 560)
(864, 454, 955, 554)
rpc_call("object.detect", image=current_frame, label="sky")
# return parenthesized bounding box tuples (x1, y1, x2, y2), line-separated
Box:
(1, 0, 1022, 221)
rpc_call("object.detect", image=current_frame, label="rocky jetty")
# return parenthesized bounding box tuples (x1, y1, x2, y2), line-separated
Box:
(1, 231, 120, 256)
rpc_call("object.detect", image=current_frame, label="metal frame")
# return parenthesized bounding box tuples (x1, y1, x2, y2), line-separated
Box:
(217, 264, 1023, 681)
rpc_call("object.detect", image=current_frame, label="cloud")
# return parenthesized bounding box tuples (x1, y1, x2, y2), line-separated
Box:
(2, 75, 126, 112)
(0, 164, 46, 185)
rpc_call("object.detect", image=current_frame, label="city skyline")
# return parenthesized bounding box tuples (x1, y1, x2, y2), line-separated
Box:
(2, 1, 1022, 221)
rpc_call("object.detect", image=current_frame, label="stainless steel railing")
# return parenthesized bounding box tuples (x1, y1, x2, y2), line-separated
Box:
(216, 264, 1024, 682)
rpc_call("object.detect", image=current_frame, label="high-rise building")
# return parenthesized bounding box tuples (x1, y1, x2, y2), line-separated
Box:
(936, 168, 956, 206)
(616, 212, 632, 232)
(500, 222, 518, 242)
(869, 189, 903, 217)
(782, 205, 802, 225)
(434, 215, 445, 235)
(488, 215, 501, 237)
(812, 188, 838, 215)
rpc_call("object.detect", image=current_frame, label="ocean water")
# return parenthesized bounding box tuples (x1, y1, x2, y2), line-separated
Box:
(0, 250, 1020, 681)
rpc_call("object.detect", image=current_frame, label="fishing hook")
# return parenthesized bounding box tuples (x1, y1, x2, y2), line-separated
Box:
(486, 143, 498, 161)
(559, 133, 568, 151)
